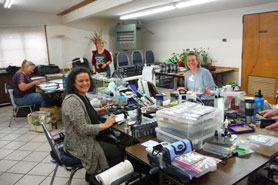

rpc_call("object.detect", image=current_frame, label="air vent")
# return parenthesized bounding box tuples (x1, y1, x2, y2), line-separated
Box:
(115, 24, 143, 50)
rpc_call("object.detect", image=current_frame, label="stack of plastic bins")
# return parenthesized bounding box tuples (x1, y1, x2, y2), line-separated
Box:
(155, 102, 221, 149)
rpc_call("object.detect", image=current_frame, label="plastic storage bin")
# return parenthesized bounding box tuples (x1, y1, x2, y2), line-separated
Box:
(156, 127, 207, 150)
(156, 102, 221, 144)
(156, 127, 183, 144)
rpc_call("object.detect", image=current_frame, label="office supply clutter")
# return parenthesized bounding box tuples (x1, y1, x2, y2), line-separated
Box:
(147, 139, 220, 183)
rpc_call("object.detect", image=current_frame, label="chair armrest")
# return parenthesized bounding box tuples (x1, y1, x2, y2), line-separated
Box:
(53, 132, 65, 145)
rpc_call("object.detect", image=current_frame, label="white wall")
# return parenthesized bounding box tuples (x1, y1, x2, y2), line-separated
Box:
(47, 18, 116, 69)
(143, 2, 278, 84)
(0, 11, 61, 25)
(0, 11, 116, 69)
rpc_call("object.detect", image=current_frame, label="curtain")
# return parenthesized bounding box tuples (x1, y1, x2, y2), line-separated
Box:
(0, 25, 48, 68)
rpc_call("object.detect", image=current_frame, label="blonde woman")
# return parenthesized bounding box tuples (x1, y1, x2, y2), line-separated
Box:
(92, 39, 112, 77)
(177, 52, 215, 93)
(12, 60, 50, 107)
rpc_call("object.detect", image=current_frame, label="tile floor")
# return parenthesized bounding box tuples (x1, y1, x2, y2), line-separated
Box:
(0, 106, 251, 185)
(0, 106, 88, 185)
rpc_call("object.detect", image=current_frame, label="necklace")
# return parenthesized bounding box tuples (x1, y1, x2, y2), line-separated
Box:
(189, 75, 195, 82)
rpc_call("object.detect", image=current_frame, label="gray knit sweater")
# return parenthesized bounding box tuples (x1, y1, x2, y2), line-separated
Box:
(62, 93, 108, 174)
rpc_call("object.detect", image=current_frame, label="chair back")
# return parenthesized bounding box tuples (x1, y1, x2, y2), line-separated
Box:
(42, 120, 81, 167)
(131, 50, 144, 66)
(145, 50, 155, 65)
(4, 83, 16, 108)
(117, 52, 129, 68)
(41, 121, 63, 165)
(72, 58, 90, 69)
(109, 51, 115, 75)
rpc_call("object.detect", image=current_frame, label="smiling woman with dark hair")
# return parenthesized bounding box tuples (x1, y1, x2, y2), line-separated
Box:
(62, 67, 124, 181)
(64, 67, 95, 95)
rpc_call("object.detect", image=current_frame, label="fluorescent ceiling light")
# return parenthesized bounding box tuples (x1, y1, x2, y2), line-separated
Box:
(120, 5, 176, 20)
(176, 0, 216, 8)
(4, 0, 14, 8)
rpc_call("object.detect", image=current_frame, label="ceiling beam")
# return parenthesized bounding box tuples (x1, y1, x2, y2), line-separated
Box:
(57, 0, 96, 16)
(62, 0, 132, 23)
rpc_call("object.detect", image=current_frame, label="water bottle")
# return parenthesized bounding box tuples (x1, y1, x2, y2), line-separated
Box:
(253, 90, 264, 120)
(62, 73, 66, 88)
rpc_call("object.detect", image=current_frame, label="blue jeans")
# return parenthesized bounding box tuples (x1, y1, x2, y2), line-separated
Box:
(106, 66, 111, 78)
(14, 93, 50, 108)
(97, 66, 111, 77)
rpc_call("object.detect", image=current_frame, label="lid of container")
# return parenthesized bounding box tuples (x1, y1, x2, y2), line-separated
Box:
(31, 111, 50, 116)
(245, 99, 255, 103)
(255, 90, 263, 98)
(170, 92, 179, 97)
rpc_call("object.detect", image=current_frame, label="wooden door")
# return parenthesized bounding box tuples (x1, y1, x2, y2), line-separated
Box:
(241, 11, 278, 104)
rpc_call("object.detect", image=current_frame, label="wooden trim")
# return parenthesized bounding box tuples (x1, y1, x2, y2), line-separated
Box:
(57, 0, 96, 16)
(243, 10, 278, 17)
(44, 25, 50, 65)
(215, 66, 239, 72)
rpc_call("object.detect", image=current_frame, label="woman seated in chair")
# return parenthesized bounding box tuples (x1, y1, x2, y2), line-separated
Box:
(62, 67, 124, 182)
(12, 60, 50, 108)
(177, 52, 215, 94)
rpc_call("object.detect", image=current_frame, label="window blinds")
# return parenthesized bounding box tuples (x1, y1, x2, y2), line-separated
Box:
(0, 25, 48, 68)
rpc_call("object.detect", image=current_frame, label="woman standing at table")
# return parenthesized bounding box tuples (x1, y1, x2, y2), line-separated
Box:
(92, 39, 112, 77)
(177, 52, 215, 93)
(12, 60, 50, 108)
(62, 67, 124, 181)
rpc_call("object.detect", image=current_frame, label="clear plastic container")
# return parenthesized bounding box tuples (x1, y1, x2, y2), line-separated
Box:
(202, 142, 235, 157)
(156, 102, 221, 142)
(156, 127, 183, 144)
(155, 127, 210, 150)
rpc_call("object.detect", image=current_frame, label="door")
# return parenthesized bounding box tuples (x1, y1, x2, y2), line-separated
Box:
(241, 11, 278, 104)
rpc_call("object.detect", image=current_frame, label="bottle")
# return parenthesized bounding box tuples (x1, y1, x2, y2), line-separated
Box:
(224, 118, 229, 128)
(215, 95, 225, 123)
(253, 90, 264, 120)
(234, 96, 240, 110)
(62, 73, 66, 88)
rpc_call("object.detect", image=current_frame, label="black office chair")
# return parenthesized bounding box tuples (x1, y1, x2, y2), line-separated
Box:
(72, 58, 90, 70)
(4, 83, 34, 127)
(117, 52, 129, 68)
(41, 121, 83, 185)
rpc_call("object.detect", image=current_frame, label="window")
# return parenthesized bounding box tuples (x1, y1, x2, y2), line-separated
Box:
(0, 25, 48, 68)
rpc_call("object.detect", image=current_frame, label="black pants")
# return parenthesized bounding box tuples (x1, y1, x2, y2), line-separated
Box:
(98, 141, 124, 167)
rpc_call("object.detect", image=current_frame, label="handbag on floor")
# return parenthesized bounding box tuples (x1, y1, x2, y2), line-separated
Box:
(27, 111, 53, 132)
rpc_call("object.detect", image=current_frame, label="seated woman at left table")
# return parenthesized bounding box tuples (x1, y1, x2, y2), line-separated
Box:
(12, 60, 50, 108)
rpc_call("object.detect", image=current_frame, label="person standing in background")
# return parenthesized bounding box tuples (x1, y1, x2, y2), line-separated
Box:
(92, 39, 112, 77)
